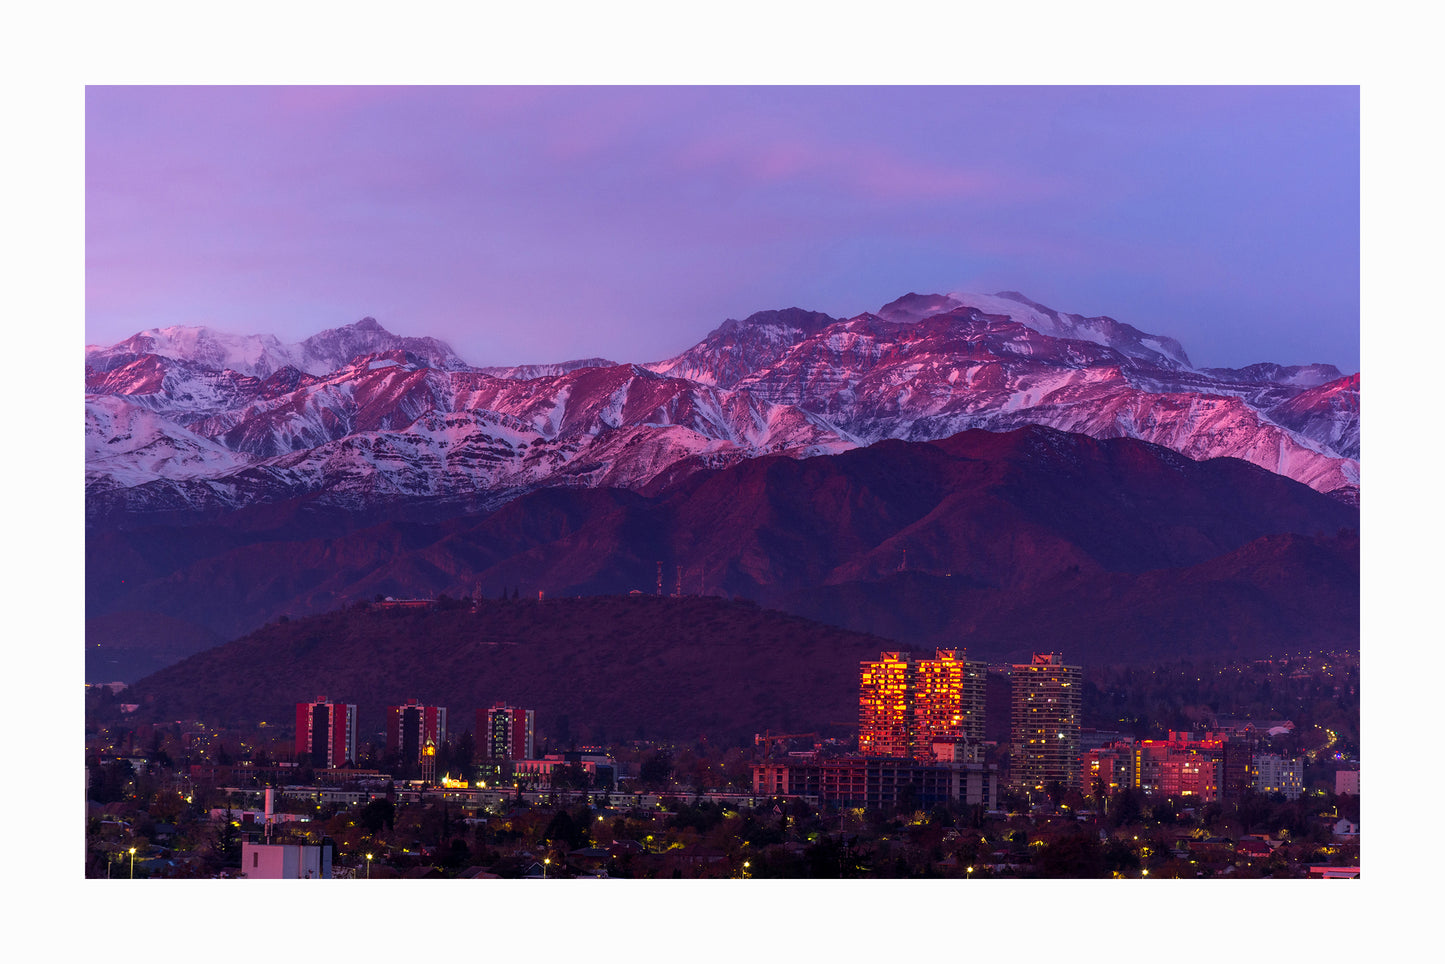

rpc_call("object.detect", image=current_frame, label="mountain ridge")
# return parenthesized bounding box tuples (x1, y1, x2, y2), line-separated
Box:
(87, 423, 1358, 682)
(85, 290, 1360, 519)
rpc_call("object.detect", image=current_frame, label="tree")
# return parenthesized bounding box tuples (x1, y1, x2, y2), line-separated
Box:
(639, 751, 672, 788)
(543, 809, 589, 852)
(452, 730, 476, 777)
(1035, 828, 1108, 878)
(1108, 787, 1144, 828)
(550, 761, 591, 791)
(1103, 836, 1141, 875)
(359, 798, 395, 834)
(215, 809, 242, 869)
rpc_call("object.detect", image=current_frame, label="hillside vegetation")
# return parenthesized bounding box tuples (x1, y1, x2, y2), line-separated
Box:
(123, 595, 903, 746)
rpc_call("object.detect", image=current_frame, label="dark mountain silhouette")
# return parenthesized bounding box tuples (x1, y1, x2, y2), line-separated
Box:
(87, 425, 1357, 682)
(119, 595, 901, 746)
(776, 530, 1359, 666)
(119, 526, 1355, 744)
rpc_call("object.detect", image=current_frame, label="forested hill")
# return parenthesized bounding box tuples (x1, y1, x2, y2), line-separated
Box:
(120, 595, 906, 746)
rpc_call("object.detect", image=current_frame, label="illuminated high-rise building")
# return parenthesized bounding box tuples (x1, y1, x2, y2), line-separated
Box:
(914, 649, 988, 753)
(859, 652, 915, 758)
(295, 696, 357, 769)
(480, 704, 534, 761)
(1009, 653, 1081, 793)
(859, 649, 987, 761)
(386, 699, 447, 764)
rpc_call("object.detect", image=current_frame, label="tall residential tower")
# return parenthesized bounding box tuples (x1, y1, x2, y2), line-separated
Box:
(386, 700, 447, 766)
(859, 649, 987, 761)
(1009, 653, 1082, 794)
(295, 696, 357, 769)
(480, 704, 534, 761)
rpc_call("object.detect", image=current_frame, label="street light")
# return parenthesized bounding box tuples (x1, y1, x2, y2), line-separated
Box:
(543, 857, 551, 879)
(366, 853, 373, 879)
(128, 846, 137, 879)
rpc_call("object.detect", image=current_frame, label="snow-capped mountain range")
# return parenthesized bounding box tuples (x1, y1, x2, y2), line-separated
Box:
(85, 291, 1360, 518)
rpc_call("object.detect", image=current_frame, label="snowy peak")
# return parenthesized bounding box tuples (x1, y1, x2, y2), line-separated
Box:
(1264, 372, 1360, 461)
(477, 357, 619, 380)
(1198, 361, 1345, 388)
(875, 292, 967, 325)
(85, 326, 293, 378)
(647, 307, 841, 388)
(947, 291, 1194, 371)
(84, 288, 1361, 518)
(713, 307, 839, 339)
(85, 317, 471, 379)
(295, 318, 469, 375)
(876, 290, 1194, 370)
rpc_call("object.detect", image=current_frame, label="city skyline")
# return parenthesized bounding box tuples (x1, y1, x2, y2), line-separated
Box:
(35, 0, 1415, 947)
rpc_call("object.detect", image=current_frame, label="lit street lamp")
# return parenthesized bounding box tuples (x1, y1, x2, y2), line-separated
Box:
(366, 853, 373, 879)
(128, 846, 137, 879)
(543, 857, 551, 879)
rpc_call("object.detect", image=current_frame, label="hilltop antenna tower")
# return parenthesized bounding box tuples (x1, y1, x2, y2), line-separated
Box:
(656, 561, 663, 596)
(675, 565, 683, 597)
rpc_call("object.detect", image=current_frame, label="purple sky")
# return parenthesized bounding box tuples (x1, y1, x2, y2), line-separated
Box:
(86, 86, 1359, 373)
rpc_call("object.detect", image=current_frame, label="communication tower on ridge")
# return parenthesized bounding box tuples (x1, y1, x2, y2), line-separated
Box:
(656, 561, 663, 596)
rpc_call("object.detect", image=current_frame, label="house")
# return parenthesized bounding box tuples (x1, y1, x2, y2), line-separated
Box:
(568, 846, 612, 874)
(1235, 837, 1276, 859)
(1308, 865, 1360, 879)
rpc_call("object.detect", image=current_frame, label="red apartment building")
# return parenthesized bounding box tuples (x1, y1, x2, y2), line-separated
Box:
(480, 704, 534, 761)
(295, 697, 357, 769)
(1080, 731, 1259, 804)
(386, 700, 447, 766)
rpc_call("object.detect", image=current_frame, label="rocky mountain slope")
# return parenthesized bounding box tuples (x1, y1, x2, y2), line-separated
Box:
(85, 291, 1360, 522)
(648, 291, 1358, 499)
(86, 290, 1360, 682)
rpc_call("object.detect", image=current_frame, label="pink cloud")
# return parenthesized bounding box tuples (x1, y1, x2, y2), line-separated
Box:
(673, 127, 1050, 204)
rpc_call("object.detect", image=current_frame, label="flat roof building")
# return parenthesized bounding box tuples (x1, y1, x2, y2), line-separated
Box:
(859, 652, 915, 758)
(295, 697, 357, 769)
(1009, 654, 1081, 794)
(859, 649, 987, 763)
(754, 756, 997, 811)
(387, 700, 447, 763)
(241, 839, 333, 879)
(480, 704, 534, 762)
